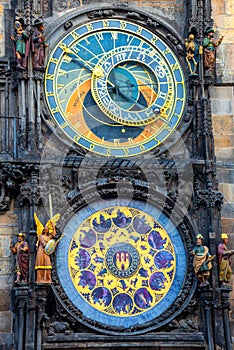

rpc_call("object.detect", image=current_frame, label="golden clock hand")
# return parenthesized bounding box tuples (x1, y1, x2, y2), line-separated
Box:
(113, 87, 171, 126)
(108, 82, 157, 89)
(112, 85, 147, 111)
(61, 44, 95, 72)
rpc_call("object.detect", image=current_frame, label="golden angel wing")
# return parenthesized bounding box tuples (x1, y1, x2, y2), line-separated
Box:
(34, 212, 44, 237)
(46, 213, 61, 233)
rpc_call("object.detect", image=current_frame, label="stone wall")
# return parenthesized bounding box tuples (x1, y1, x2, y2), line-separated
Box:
(0, 1, 13, 344)
(211, 0, 234, 338)
(0, 211, 17, 345)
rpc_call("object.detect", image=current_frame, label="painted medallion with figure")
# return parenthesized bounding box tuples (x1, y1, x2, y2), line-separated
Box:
(45, 19, 186, 157)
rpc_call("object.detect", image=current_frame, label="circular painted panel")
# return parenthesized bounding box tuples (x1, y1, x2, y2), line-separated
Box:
(56, 199, 187, 330)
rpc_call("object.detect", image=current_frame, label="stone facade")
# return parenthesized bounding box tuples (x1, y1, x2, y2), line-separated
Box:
(211, 0, 234, 338)
(0, 0, 233, 348)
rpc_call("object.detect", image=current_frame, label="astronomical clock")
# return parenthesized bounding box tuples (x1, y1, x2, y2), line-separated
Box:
(5, 1, 230, 349)
(41, 6, 197, 337)
(44, 17, 186, 157)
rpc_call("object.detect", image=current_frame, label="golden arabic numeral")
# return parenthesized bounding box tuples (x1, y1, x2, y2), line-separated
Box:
(151, 36, 158, 45)
(103, 20, 109, 28)
(163, 48, 171, 55)
(171, 63, 179, 71)
(59, 43, 67, 51)
(73, 135, 80, 143)
(71, 31, 80, 40)
(106, 148, 111, 156)
(46, 92, 54, 97)
(87, 23, 93, 31)
(46, 73, 55, 80)
(137, 26, 142, 34)
(50, 57, 59, 64)
(89, 144, 95, 151)
(120, 21, 127, 29)
(123, 148, 130, 155)
(139, 144, 145, 151)
(51, 107, 60, 114)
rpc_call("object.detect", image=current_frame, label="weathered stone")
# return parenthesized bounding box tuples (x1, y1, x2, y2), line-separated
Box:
(219, 183, 232, 200)
(0, 312, 12, 333)
(212, 0, 225, 15)
(0, 276, 13, 290)
(0, 258, 12, 275)
(0, 236, 12, 258)
(216, 167, 234, 183)
(214, 135, 233, 147)
(226, 0, 234, 15)
(0, 290, 11, 311)
(215, 148, 234, 160)
(0, 333, 13, 349)
(210, 86, 233, 99)
(212, 115, 233, 135)
(211, 99, 233, 115)
(221, 218, 234, 233)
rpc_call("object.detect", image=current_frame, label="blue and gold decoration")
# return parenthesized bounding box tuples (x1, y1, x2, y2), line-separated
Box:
(56, 200, 186, 329)
(45, 19, 186, 157)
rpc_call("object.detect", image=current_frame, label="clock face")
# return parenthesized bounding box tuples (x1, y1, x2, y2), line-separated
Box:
(45, 19, 186, 157)
(55, 199, 187, 332)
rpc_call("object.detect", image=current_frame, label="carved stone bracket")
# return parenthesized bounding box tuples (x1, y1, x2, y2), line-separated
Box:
(195, 188, 223, 209)
(0, 163, 30, 212)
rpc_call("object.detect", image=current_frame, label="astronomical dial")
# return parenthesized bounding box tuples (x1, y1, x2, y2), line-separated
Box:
(45, 19, 186, 157)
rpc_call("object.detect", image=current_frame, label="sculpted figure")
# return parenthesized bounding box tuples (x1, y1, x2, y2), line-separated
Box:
(185, 33, 199, 75)
(190, 234, 215, 287)
(10, 233, 30, 284)
(10, 19, 29, 69)
(218, 233, 234, 287)
(34, 213, 60, 284)
(203, 28, 223, 71)
(32, 19, 48, 70)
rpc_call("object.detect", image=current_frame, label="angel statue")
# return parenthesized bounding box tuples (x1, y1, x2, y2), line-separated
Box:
(34, 213, 60, 284)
